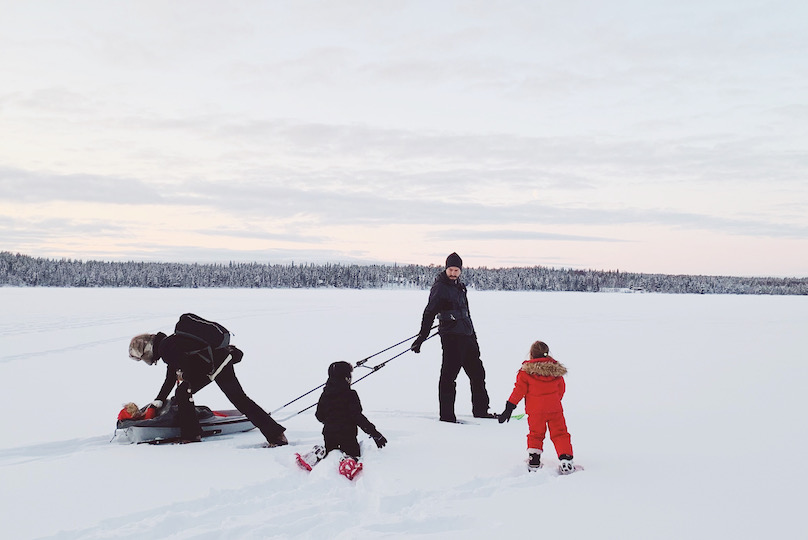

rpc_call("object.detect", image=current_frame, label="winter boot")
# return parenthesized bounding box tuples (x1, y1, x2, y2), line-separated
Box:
(338, 456, 363, 480)
(295, 445, 326, 471)
(265, 432, 288, 448)
(527, 449, 542, 471)
(558, 454, 575, 475)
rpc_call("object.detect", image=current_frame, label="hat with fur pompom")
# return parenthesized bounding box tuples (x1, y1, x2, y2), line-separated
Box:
(129, 334, 156, 364)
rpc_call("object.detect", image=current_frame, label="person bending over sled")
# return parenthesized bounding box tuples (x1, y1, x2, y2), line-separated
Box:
(498, 340, 576, 474)
(296, 361, 387, 480)
(128, 314, 287, 447)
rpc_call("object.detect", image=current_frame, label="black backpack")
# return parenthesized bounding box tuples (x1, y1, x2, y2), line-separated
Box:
(174, 313, 231, 368)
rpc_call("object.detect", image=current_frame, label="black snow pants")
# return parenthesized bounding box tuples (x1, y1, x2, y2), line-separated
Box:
(176, 363, 285, 442)
(323, 426, 361, 460)
(438, 333, 490, 422)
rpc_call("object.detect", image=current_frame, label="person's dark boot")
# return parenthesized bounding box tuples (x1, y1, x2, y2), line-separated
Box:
(528, 450, 542, 471)
(265, 432, 288, 448)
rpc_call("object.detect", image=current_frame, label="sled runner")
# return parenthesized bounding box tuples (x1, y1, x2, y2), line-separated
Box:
(112, 399, 255, 444)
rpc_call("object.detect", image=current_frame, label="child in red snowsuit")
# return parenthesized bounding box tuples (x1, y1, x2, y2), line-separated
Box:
(498, 341, 574, 472)
(117, 402, 158, 421)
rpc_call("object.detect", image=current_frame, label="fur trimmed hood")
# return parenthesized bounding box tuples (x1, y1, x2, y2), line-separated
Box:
(520, 357, 567, 378)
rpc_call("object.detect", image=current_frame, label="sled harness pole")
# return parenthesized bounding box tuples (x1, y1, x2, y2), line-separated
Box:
(270, 382, 326, 415)
(354, 325, 437, 369)
(270, 326, 437, 415)
(274, 329, 439, 421)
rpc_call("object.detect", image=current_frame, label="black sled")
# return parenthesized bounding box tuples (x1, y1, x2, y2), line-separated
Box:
(112, 398, 255, 444)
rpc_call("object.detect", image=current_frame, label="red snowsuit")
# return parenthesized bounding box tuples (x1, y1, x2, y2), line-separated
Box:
(507, 357, 573, 457)
(116, 405, 157, 421)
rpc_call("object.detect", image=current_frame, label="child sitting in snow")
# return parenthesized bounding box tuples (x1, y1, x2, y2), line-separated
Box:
(498, 341, 575, 474)
(116, 402, 158, 422)
(296, 361, 387, 479)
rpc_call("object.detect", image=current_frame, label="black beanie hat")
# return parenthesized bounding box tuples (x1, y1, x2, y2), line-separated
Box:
(446, 252, 463, 269)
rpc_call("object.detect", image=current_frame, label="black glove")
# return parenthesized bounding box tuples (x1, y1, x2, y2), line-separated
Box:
(228, 345, 244, 363)
(410, 336, 425, 353)
(372, 433, 388, 448)
(498, 402, 517, 423)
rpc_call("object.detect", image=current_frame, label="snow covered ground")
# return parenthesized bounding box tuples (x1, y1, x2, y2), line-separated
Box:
(1, 287, 805, 539)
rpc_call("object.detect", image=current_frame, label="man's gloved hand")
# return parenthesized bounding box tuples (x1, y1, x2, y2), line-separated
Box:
(372, 433, 388, 448)
(498, 401, 516, 423)
(410, 336, 425, 353)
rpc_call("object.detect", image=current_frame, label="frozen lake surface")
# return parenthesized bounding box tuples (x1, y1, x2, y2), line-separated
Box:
(1, 288, 805, 539)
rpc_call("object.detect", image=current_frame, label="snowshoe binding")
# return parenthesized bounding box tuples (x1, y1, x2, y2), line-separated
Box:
(338, 456, 363, 481)
(558, 454, 575, 475)
(295, 445, 326, 471)
(527, 451, 543, 471)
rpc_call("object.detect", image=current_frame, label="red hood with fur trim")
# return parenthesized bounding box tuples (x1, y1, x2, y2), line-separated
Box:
(507, 357, 567, 413)
(519, 357, 567, 378)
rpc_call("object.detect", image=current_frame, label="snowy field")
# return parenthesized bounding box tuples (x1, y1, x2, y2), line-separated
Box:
(1, 287, 806, 539)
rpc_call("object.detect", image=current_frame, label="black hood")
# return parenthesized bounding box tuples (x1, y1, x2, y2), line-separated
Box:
(324, 361, 353, 390)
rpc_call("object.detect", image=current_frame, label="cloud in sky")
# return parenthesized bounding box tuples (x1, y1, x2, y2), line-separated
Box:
(2, 164, 803, 236)
(0, 0, 806, 276)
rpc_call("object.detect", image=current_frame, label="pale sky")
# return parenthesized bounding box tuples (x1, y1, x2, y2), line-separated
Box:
(1, 0, 806, 277)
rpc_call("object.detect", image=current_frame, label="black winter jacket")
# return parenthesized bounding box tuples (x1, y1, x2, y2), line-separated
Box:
(417, 271, 475, 340)
(315, 377, 379, 438)
(153, 332, 243, 401)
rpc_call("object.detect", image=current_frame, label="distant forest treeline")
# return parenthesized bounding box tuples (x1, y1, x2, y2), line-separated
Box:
(1, 251, 806, 295)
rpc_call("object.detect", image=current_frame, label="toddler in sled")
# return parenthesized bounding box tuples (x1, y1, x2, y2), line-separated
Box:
(117, 402, 158, 421)
(498, 340, 576, 474)
(296, 361, 387, 480)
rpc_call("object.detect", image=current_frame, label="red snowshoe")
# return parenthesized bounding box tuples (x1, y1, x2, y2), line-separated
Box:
(295, 445, 326, 471)
(338, 456, 363, 480)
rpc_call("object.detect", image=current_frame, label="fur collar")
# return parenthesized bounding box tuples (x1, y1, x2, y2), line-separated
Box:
(520, 357, 567, 377)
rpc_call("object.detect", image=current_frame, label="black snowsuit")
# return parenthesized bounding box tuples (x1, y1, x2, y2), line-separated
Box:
(417, 271, 491, 421)
(315, 374, 380, 460)
(153, 332, 285, 442)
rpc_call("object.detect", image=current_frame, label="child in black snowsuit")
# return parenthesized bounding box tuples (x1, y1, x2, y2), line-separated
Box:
(296, 362, 386, 478)
(315, 361, 387, 459)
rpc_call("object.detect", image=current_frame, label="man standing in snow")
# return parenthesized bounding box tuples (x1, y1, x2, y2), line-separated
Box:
(411, 252, 496, 422)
